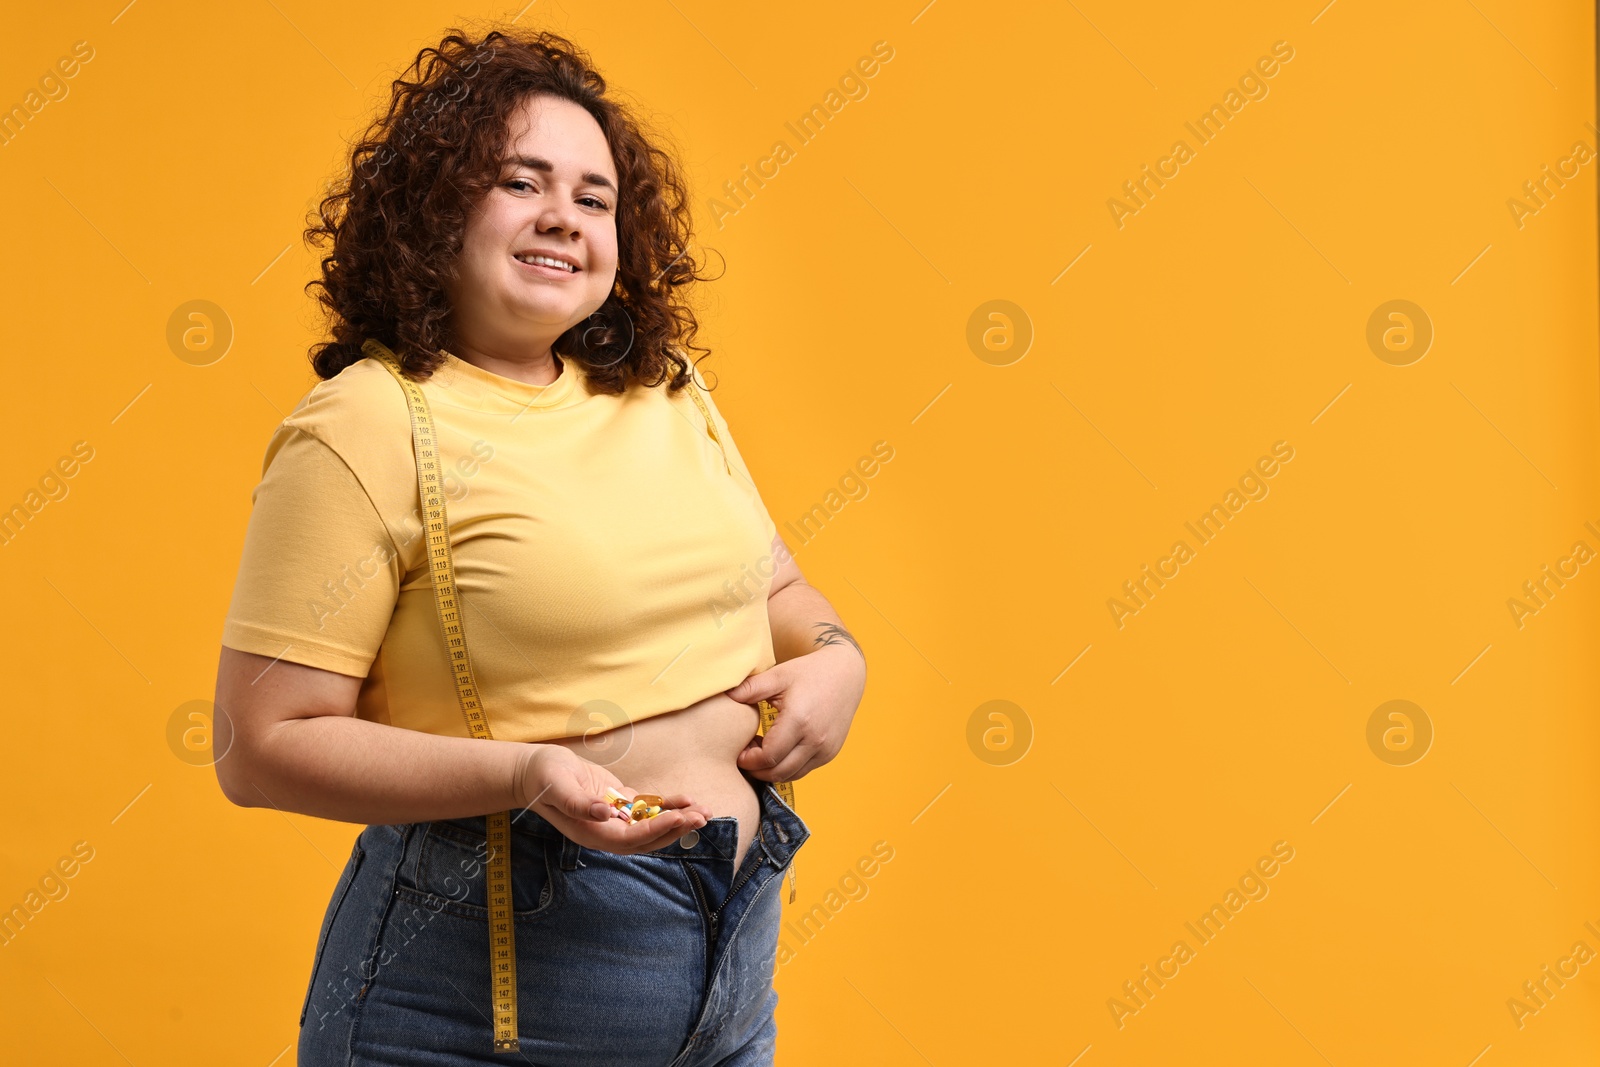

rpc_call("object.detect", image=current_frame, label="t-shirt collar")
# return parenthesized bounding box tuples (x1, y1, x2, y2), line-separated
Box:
(435, 347, 586, 411)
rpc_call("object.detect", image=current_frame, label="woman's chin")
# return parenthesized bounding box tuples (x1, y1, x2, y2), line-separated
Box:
(503, 293, 603, 330)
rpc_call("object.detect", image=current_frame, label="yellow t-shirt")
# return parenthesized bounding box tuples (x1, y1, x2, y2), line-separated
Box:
(220, 346, 780, 743)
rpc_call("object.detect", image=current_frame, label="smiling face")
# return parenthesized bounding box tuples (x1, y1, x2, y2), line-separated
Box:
(446, 92, 620, 367)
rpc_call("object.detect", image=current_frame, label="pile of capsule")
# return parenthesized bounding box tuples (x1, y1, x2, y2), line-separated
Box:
(604, 786, 663, 822)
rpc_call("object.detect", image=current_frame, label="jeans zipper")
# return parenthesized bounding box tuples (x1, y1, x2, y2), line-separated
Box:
(694, 829, 768, 952)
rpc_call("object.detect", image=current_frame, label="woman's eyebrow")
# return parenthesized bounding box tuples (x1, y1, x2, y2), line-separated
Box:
(508, 155, 616, 194)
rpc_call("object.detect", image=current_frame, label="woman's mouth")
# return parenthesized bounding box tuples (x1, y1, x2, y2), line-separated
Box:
(512, 252, 580, 278)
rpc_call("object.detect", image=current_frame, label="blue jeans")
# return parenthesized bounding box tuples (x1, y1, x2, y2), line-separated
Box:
(298, 772, 810, 1066)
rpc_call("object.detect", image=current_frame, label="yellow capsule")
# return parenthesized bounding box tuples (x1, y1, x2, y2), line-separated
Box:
(604, 788, 666, 821)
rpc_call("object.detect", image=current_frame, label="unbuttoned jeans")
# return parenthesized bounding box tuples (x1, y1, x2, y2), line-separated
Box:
(297, 771, 810, 1066)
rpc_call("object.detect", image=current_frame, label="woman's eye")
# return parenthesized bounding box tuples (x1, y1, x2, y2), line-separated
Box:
(504, 180, 605, 209)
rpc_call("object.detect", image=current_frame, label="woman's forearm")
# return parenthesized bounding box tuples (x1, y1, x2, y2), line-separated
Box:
(767, 578, 865, 667)
(223, 713, 538, 826)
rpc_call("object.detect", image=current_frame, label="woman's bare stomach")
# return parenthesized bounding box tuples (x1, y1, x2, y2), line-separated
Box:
(540, 691, 764, 871)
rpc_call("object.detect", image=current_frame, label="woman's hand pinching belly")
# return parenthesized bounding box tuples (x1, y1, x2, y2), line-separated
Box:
(517, 744, 711, 854)
(726, 643, 867, 783)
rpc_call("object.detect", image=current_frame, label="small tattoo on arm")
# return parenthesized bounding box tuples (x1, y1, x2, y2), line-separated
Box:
(812, 623, 864, 661)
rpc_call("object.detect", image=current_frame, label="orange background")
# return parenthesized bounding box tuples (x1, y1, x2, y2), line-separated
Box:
(3, 1, 1598, 1063)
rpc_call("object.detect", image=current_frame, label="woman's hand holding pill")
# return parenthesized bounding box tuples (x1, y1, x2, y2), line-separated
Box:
(517, 744, 710, 853)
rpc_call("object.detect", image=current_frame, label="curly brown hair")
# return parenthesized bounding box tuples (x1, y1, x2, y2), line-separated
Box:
(303, 26, 719, 394)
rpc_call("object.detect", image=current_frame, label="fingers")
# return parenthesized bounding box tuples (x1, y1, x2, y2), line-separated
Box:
(548, 808, 710, 855)
(534, 796, 612, 828)
(739, 735, 811, 781)
(765, 746, 816, 782)
(567, 791, 615, 821)
(541, 785, 717, 853)
(615, 810, 707, 853)
(740, 709, 812, 776)
(656, 792, 713, 819)
(530, 775, 623, 824)
(737, 738, 774, 772)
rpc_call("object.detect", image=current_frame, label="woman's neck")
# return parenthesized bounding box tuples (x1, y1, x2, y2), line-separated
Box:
(447, 339, 564, 386)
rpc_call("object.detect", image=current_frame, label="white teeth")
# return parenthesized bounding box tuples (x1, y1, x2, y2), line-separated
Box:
(515, 253, 576, 272)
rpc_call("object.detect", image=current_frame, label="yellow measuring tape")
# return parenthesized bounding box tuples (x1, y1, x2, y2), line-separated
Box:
(368, 339, 799, 1049)
(755, 699, 798, 903)
(368, 339, 519, 1052)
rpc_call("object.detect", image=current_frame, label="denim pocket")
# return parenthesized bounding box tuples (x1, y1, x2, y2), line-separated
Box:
(401, 819, 564, 920)
(300, 841, 365, 1028)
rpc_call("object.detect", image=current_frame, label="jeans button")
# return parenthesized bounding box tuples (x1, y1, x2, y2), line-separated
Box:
(678, 830, 700, 848)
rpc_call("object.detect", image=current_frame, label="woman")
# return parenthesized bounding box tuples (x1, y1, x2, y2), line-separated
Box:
(213, 26, 866, 1066)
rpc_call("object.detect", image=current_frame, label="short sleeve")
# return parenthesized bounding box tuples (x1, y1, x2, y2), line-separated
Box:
(221, 423, 404, 678)
(691, 373, 779, 547)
